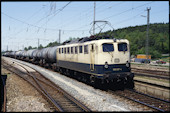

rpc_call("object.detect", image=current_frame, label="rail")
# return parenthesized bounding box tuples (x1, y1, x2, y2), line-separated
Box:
(109, 89, 170, 112)
(2, 59, 91, 112)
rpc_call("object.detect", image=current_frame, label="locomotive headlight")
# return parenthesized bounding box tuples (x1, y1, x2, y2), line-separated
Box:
(126, 62, 130, 67)
(104, 62, 108, 69)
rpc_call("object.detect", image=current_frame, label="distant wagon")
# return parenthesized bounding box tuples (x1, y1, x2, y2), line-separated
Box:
(134, 54, 151, 63)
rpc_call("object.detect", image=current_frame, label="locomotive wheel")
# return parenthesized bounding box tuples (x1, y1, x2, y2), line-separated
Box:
(59, 68, 63, 74)
(90, 75, 95, 87)
(126, 79, 134, 89)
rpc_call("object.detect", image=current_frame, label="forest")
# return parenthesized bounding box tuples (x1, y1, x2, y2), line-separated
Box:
(24, 23, 169, 59)
(102, 22, 169, 58)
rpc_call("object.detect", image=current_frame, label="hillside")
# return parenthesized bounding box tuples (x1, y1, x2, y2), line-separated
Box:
(103, 23, 169, 58)
(24, 23, 169, 59)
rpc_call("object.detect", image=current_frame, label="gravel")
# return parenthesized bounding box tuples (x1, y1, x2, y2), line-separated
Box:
(9, 58, 146, 111)
(1, 62, 54, 112)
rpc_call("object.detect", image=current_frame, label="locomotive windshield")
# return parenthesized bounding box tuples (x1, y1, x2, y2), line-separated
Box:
(118, 43, 128, 51)
(102, 43, 114, 52)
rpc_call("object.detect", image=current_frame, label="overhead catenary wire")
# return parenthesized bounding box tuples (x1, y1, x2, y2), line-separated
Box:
(53, 1, 149, 31)
(2, 1, 167, 51)
(67, 1, 154, 32)
(113, 10, 146, 26)
(2, 1, 155, 40)
(102, 1, 154, 20)
(51, 2, 113, 29)
(2, 5, 70, 33)
(1, 2, 74, 32)
(2, 8, 88, 40)
(37, 2, 72, 29)
(3, 1, 146, 38)
(2, 12, 53, 30)
(10, 3, 49, 37)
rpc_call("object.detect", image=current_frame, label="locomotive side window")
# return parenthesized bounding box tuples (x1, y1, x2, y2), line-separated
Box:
(59, 48, 61, 54)
(75, 46, 78, 54)
(79, 45, 82, 53)
(91, 44, 94, 51)
(84, 45, 88, 54)
(102, 43, 114, 52)
(118, 43, 127, 51)
(64, 48, 66, 54)
(71, 47, 73, 54)
(67, 47, 70, 54)
(62, 48, 63, 53)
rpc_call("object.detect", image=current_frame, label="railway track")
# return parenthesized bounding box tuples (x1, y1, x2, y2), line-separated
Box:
(132, 67, 170, 102)
(2, 59, 91, 112)
(134, 79, 169, 90)
(132, 68, 169, 77)
(2, 57, 169, 111)
(109, 89, 170, 112)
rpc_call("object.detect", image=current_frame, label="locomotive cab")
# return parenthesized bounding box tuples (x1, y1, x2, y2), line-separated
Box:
(101, 40, 130, 72)
(92, 39, 134, 88)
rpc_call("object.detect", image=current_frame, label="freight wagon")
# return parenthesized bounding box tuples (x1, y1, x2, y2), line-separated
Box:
(134, 54, 151, 63)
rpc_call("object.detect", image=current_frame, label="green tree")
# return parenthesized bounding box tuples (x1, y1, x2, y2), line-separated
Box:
(39, 44, 43, 49)
(96, 22, 169, 59)
(24, 47, 28, 51)
(45, 41, 60, 47)
(28, 46, 32, 50)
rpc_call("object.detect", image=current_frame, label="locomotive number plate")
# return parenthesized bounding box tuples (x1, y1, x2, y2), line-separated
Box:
(113, 68, 122, 71)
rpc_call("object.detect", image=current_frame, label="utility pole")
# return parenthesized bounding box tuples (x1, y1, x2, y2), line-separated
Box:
(7, 45, 8, 52)
(145, 7, 151, 61)
(93, 1, 96, 35)
(38, 38, 39, 49)
(18, 42, 19, 51)
(59, 29, 61, 44)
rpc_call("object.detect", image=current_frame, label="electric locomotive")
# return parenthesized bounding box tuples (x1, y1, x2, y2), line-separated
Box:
(56, 36, 134, 89)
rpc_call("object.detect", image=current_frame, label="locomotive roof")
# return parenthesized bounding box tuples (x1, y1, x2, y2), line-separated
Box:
(62, 35, 114, 45)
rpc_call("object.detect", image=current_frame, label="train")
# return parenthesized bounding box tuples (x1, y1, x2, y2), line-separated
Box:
(3, 35, 134, 90)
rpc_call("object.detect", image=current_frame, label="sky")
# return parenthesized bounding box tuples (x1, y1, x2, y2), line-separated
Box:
(1, 1, 169, 51)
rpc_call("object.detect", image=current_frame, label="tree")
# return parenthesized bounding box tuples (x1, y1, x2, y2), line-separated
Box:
(24, 47, 28, 51)
(96, 22, 169, 58)
(45, 41, 60, 47)
(39, 44, 43, 49)
(28, 46, 32, 50)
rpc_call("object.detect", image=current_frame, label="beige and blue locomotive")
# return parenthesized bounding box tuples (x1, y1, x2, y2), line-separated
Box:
(56, 36, 134, 89)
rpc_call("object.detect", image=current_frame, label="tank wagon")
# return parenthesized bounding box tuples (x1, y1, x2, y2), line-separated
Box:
(4, 35, 134, 89)
(15, 51, 22, 59)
